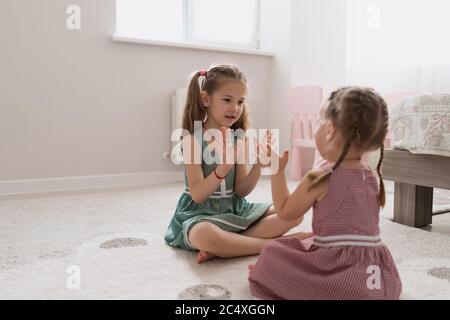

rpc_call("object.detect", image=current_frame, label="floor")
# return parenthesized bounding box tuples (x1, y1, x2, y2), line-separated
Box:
(382, 181, 450, 237)
(420, 186, 450, 236)
(0, 178, 449, 299)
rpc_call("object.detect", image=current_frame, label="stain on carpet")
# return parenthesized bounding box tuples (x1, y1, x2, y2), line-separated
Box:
(38, 250, 66, 259)
(428, 267, 450, 282)
(99, 238, 148, 249)
(178, 284, 231, 300)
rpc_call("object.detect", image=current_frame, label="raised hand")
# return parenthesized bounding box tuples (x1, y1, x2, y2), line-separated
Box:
(210, 127, 241, 169)
(255, 130, 289, 175)
(277, 150, 289, 173)
(256, 130, 274, 168)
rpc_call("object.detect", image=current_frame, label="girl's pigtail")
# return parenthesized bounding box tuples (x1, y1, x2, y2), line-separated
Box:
(231, 101, 250, 131)
(181, 71, 207, 133)
(307, 99, 362, 191)
(307, 137, 352, 191)
(308, 102, 362, 191)
(376, 144, 386, 208)
(307, 170, 332, 191)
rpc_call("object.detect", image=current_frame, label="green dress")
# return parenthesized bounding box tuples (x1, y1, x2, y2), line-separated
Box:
(164, 138, 272, 251)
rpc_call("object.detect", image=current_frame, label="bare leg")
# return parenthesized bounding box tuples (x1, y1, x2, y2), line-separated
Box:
(241, 206, 304, 239)
(247, 231, 313, 271)
(196, 251, 215, 263)
(190, 206, 309, 263)
(194, 206, 291, 263)
(281, 231, 314, 240)
(189, 222, 273, 263)
(261, 205, 277, 216)
(193, 207, 280, 263)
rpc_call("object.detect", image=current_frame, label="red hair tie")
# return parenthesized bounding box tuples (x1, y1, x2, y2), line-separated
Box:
(199, 70, 207, 77)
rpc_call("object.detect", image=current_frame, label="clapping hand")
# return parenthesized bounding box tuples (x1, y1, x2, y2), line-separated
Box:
(254, 130, 289, 174)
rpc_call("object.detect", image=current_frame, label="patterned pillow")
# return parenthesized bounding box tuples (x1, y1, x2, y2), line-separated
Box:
(390, 94, 450, 156)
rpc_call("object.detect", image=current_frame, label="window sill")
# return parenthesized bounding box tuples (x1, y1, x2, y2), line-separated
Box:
(112, 35, 274, 57)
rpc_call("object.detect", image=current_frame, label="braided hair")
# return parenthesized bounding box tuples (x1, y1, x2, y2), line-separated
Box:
(308, 87, 389, 208)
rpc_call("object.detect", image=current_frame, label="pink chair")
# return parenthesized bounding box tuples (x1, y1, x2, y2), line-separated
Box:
(288, 85, 323, 180)
(383, 91, 419, 147)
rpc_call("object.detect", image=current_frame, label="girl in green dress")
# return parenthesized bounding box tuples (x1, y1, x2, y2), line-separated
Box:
(164, 64, 309, 263)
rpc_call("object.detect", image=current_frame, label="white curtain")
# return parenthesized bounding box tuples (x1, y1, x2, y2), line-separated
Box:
(346, 0, 450, 94)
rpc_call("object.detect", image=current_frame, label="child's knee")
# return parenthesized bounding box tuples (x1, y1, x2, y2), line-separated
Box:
(188, 222, 223, 251)
(264, 206, 276, 217)
(288, 216, 303, 228)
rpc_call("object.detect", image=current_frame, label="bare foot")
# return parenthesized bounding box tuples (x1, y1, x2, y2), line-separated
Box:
(283, 231, 314, 240)
(196, 251, 216, 264)
(248, 264, 255, 271)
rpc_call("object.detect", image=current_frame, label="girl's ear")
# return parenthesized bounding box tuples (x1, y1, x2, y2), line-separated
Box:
(200, 91, 209, 107)
(325, 120, 336, 141)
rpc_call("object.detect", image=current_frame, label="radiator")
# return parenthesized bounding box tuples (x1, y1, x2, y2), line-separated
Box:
(172, 88, 187, 133)
(170, 88, 187, 164)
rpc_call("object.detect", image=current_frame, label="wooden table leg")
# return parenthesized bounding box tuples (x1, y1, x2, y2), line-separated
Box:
(393, 182, 433, 227)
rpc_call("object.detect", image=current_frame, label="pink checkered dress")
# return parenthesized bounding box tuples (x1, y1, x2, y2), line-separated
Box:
(248, 166, 402, 300)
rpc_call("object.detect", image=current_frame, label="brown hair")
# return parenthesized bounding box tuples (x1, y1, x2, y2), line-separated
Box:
(308, 86, 389, 207)
(181, 63, 251, 133)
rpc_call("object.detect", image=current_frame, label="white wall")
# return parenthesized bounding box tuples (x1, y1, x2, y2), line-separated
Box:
(0, 0, 272, 183)
(260, 0, 293, 154)
(0, 0, 351, 193)
(291, 0, 347, 97)
(261, 0, 347, 157)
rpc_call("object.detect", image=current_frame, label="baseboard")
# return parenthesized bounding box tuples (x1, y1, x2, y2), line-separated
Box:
(0, 171, 184, 197)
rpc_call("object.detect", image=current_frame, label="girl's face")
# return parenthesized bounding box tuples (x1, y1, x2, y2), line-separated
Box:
(201, 81, 246, 129)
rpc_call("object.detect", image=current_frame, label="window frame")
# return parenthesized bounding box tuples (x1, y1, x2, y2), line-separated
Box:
(185, 0, 261, 50)
(115, 0, 261, 51)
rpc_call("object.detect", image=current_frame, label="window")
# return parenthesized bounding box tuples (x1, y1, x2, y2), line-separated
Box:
(115, 0, 260, 50)
(116, 0, 184, 43)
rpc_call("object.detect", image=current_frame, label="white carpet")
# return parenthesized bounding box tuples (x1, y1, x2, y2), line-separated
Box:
(0, 180, 449, 300)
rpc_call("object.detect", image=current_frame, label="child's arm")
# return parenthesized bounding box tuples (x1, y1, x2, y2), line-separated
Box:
(234, 163, 261, 198)
(234, 137, 262, 197)
(271, 151, 328, 221)
(183, 131, 234, 204)
(186, 162, 232, 204)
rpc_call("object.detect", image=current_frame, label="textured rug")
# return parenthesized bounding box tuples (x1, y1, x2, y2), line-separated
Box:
(0, 180, 449, 300)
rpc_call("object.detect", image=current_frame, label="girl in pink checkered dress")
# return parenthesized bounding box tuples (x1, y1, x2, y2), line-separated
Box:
(248, 87, 402, 300)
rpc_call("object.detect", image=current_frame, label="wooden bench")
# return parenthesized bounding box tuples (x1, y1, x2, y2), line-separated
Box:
(383, 149, 450, 227)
